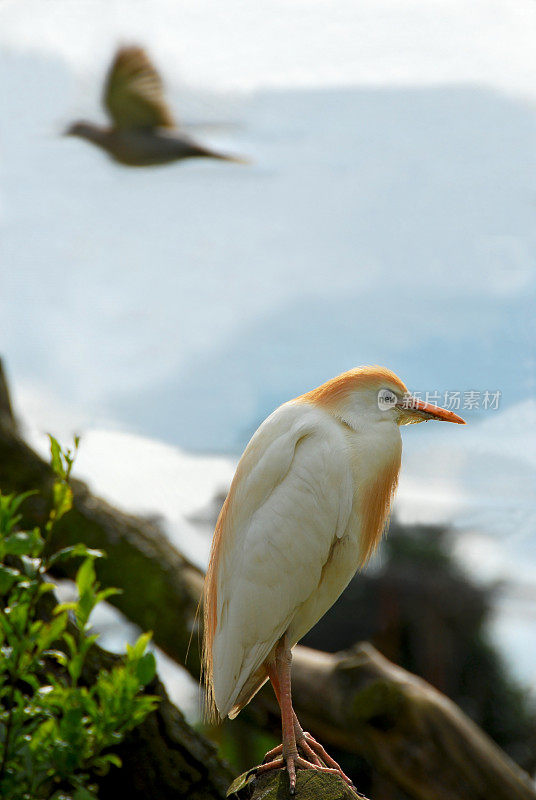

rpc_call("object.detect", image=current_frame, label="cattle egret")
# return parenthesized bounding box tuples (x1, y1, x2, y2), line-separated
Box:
(203, 366, 465, 792)
(65, 46, 246, 167)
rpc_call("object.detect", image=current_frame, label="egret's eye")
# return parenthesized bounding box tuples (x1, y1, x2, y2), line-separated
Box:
(377, 389, 397, 410)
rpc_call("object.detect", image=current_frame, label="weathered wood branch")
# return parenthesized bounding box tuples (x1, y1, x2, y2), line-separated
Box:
(227, 768, 369, 800)
(288, 645, 536, 800)
(0, 359, 15, 428)
(1, 364, 535, 800)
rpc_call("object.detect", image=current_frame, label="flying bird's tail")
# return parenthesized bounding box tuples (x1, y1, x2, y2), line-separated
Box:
(197, 145, 250, 164)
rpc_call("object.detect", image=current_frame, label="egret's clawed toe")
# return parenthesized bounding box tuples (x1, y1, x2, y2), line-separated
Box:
(257, 738, 355, 794)
(300, 731, 354, 784)
(261, 741, 320, 768)
(294, 736, 323, 768)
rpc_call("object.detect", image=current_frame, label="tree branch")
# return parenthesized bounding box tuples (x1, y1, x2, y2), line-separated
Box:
(288, 645, 536, 800)
(227, 768, 369, 800)
(0, 359, 16, 429)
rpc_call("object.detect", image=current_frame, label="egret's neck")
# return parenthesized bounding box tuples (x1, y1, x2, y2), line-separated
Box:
(337, 412, 401, 464)
(334, 412, 402, 565)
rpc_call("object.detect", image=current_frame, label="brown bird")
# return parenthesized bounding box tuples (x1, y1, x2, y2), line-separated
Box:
(65, 46, 245, 167)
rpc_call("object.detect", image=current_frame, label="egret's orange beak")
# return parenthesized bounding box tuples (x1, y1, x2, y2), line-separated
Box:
(397, 397, 466, 425)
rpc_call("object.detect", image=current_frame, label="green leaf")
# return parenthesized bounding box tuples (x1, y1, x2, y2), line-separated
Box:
(28, 717, 56, 752)
(52, 480, 73, 522)
(76, 589, 96, 630)
(95, 587, 121, 604)
(38, 581, 56, 596)
(36, 612, 68, 651)
(29, 619, 44, 637)
(67, 652, 84, 683)
(54, 601, 78, 614)
(135, 652, 156, 686)
(127, 631, 152, 660)
(63, 631, 77, 657)
(83, 633, 99, 649)
(0, 491, 37, 541)
(4, 529, 42, 556)
(43, 649, 68, 667)
(0, 564, 20, 594)
(6, 490, 38, 516)
(48, 435, 65, 478)
(48, 545, 104, 567)
(76, 559, 96, 598)
(92, 754, 119, 776)
(73, 787, 98, 800)
(97, 753, 121, 769)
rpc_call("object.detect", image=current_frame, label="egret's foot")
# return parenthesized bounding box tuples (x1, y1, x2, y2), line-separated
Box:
(257, 742, 355, 794)
(299, 732, 355, 788)
(262, 743, 284, 763)
(261, 740, 321, 768)
(297, 735, 324, 767)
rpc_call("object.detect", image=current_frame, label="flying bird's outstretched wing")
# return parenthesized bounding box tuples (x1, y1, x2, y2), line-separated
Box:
(204, 402, 354, 720)
(104, 46, 175, 130)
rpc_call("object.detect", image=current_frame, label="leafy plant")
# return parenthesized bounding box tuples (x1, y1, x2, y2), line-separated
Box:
(0, 436, 159, 799)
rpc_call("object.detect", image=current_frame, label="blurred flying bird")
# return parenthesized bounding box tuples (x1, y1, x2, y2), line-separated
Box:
(65, 46, 246, 166)
(203, 366, 465, 793)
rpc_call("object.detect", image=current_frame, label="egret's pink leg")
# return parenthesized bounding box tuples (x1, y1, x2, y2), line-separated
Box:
(274, 638, 299, 790)
(256, 638, 354, 794)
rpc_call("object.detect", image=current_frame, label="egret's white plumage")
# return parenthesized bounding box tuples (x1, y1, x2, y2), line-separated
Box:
(211, 400, 354, 717)
(202, 365, 464, 789)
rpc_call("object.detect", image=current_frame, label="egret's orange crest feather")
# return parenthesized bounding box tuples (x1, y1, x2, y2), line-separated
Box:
(296, 365, 407, 408)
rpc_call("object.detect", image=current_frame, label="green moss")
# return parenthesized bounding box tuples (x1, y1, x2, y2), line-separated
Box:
(351, 680, 405, 727)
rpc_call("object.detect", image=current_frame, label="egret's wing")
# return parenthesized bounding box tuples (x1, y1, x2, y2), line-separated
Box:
(103, 46, 175, 129)
(209, 402, 353, 718)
